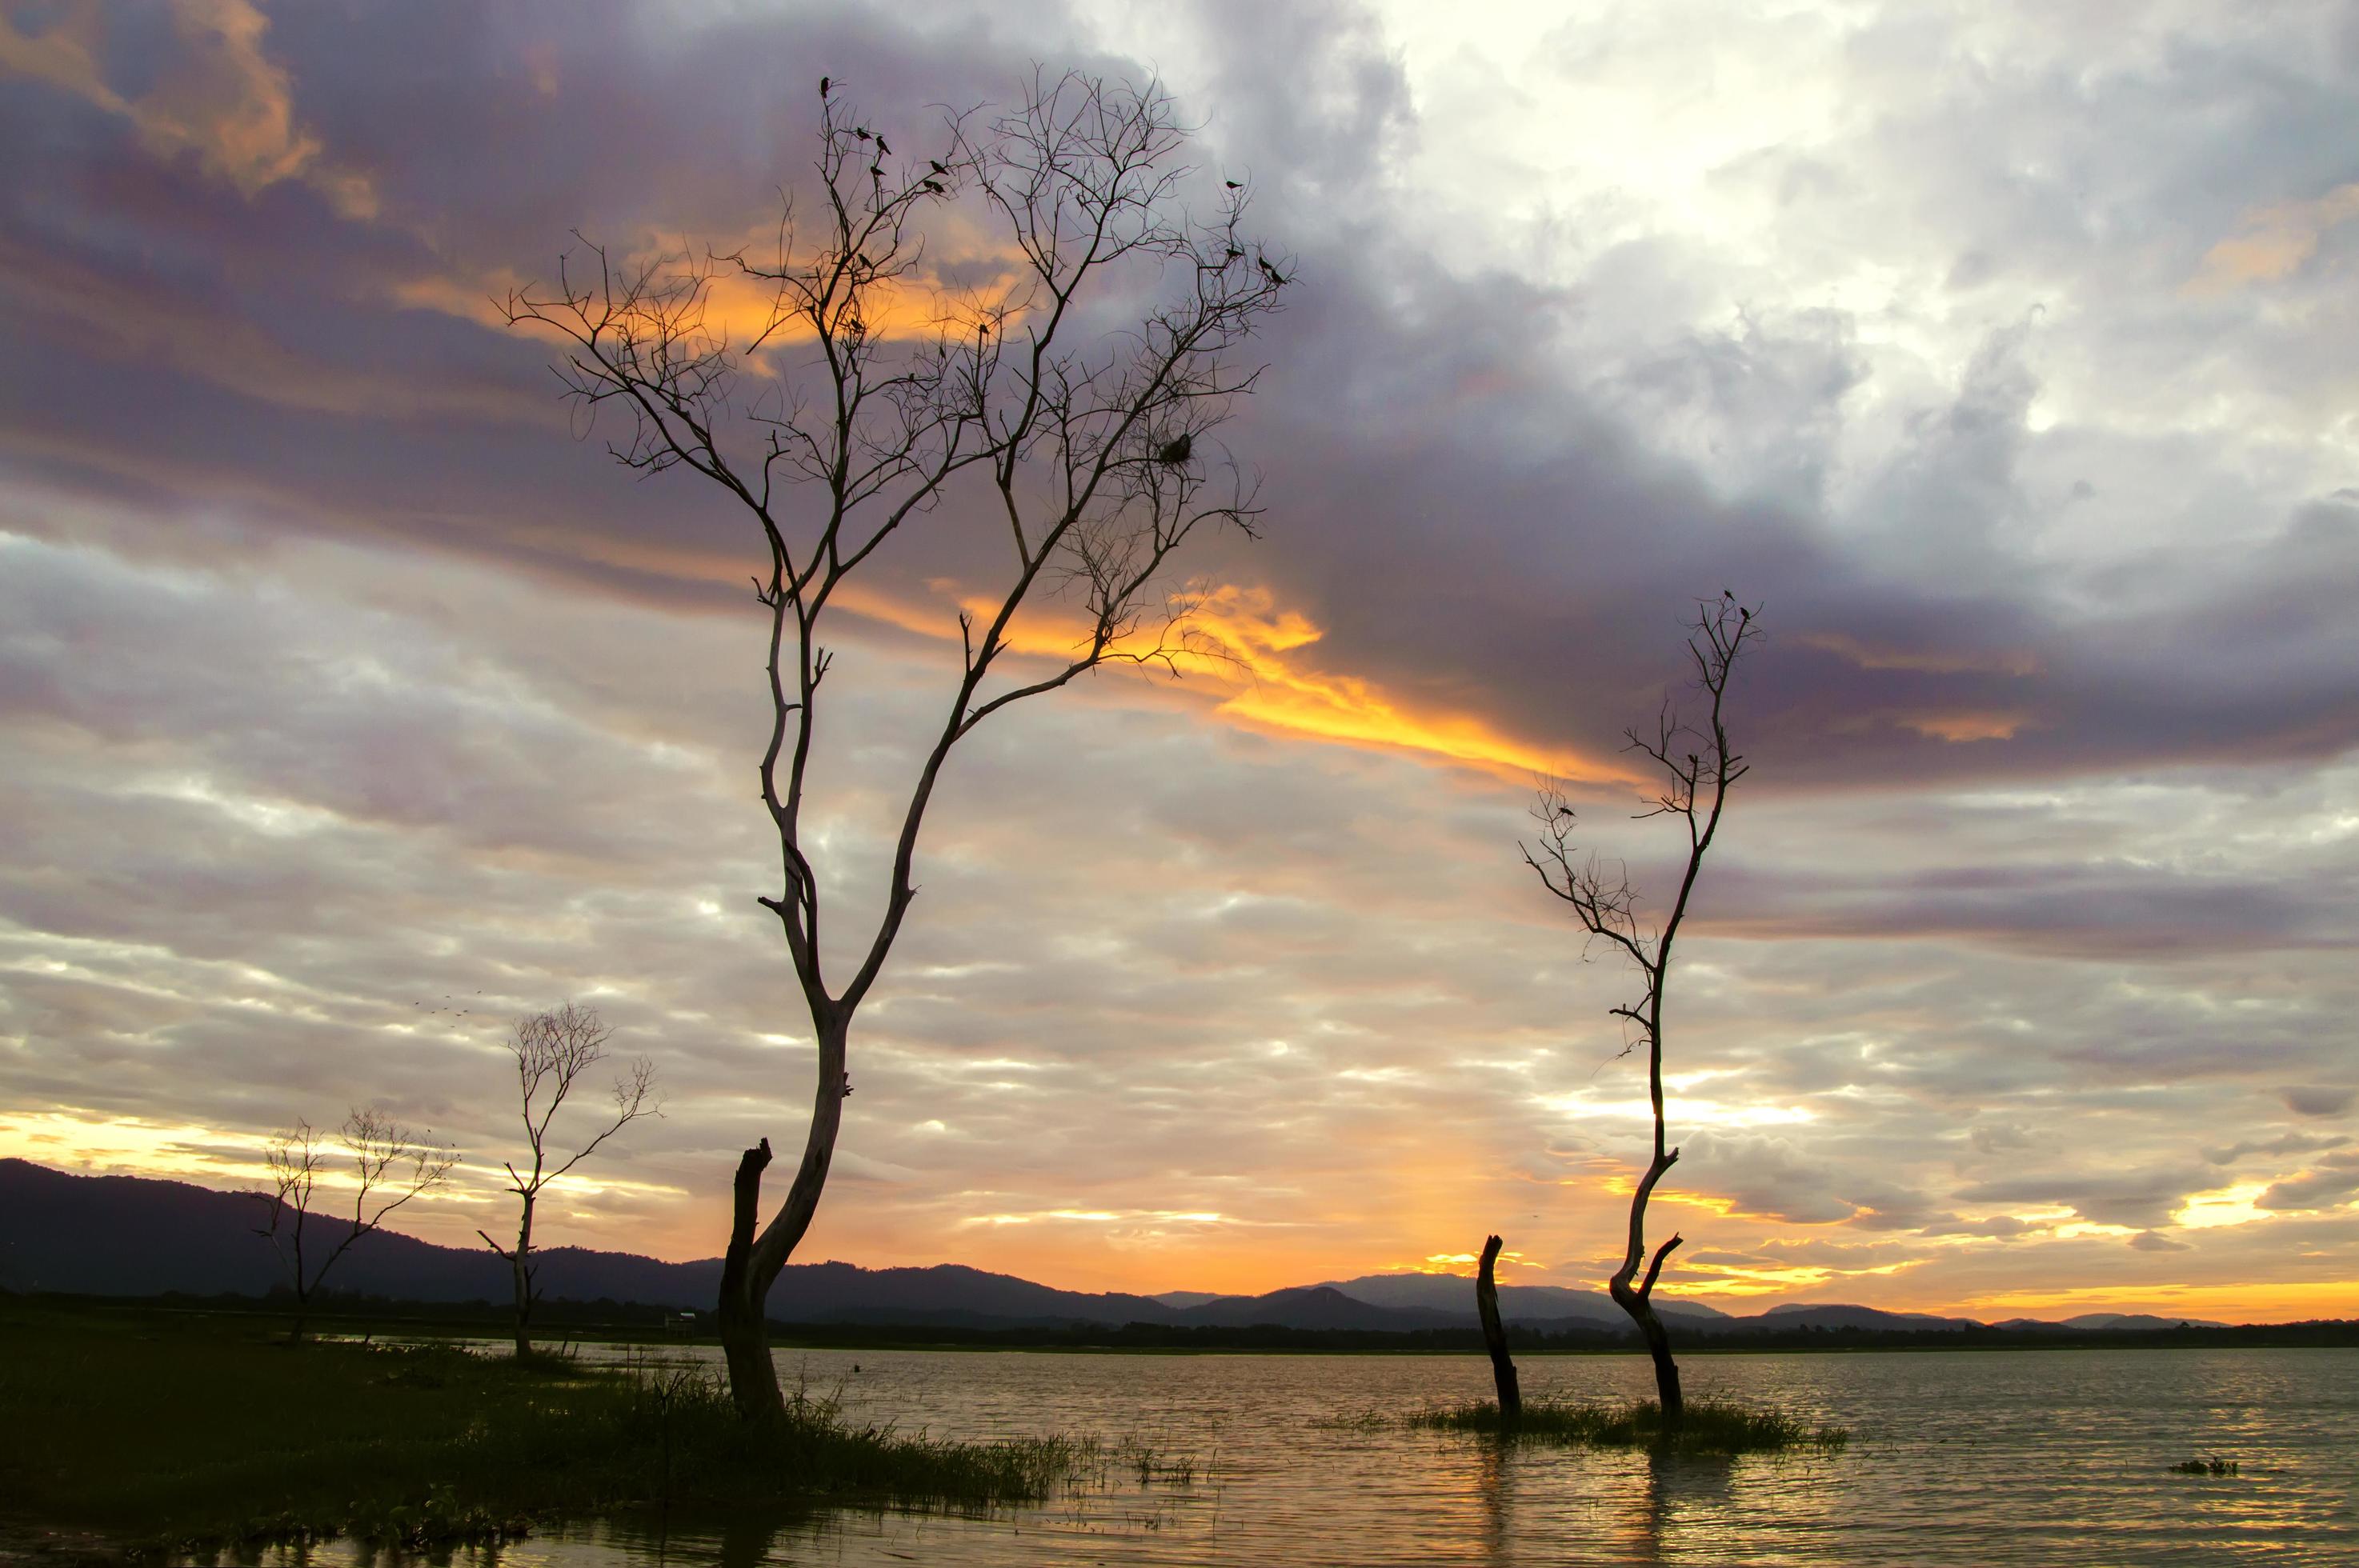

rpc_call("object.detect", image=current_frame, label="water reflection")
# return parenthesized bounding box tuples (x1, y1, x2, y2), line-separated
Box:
(198, 1348, 2359, 1568)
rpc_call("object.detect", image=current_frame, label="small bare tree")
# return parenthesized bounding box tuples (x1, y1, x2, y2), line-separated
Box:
(507, 72, 1286, 1418)
(475, 1001, 659, 1357)
(253, 1110, 459, 1343)
(1522, 595, 1759, 1428)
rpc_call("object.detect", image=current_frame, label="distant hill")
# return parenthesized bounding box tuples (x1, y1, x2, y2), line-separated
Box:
(1317, 1271, 1731, 1327)
(1150, 1290, 1223, 1310)
(0, 1159, 2264, 1335)
(0, 1162, 1517, 1333)
(1745, 1302, 1982, 1333)
(2061, 1312, 2230, 1331)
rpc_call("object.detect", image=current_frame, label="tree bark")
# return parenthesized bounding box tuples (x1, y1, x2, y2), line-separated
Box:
(511, 1191, 537, 1358)
(719, 1012, 851, 1419)
(1476, 1234, 1521, 1422)
(717, 1138, 785, 1421)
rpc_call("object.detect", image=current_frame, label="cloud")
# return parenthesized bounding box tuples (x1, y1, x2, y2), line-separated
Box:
(2190, 182, 2359, 291)
(2256, 1153, 2359, 1214)
(2129, 1230, 2191, 1253)
(2284, 1086, 2357, 1119)
(0, 0, 370, 213)
(1955, 1170, 2204, 1232)
(2203, 1131, 2346, 1166)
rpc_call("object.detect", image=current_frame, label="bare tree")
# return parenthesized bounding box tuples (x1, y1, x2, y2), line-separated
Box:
(253, 1110, 459, 1343)
(475, 1001, 659, 1357)
(506, 72, 1287, 1417)
(1521, 595, 1759, 1428)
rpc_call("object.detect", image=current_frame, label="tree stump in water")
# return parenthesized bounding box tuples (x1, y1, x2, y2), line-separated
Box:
(1477, 1234, 1522, 1422)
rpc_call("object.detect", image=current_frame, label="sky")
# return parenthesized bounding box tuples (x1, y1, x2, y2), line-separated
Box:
(2, 0, 2356, 1322)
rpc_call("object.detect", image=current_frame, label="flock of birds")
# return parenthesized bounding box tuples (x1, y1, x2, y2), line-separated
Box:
(412, 990, 485, 1022)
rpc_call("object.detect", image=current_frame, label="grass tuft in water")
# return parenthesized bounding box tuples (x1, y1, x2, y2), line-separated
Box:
(1409, 1397, 1848, 1454)
(2167, 1455, 2239, 1476)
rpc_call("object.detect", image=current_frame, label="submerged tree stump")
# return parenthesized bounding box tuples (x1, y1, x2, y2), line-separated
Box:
(1476, 1234, 1522, 1422)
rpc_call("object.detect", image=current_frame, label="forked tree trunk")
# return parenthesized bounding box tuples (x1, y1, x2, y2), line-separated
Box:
(1476, 1234, 1521, 1422)
(718, 1013, 851, 1419)
(1608, 1147, 1686, 1426)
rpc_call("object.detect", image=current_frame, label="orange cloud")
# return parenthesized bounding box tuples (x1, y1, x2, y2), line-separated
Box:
(833, 578, 1625, 782)
(1799, 630, 2039, 678)
(1964, 1278, 2359, 1322)
(0, 0, 374, 217)
(2190, 182, 2359, 293)
(1899, 710, 2028, 742)
(399, 209, 1029, 361)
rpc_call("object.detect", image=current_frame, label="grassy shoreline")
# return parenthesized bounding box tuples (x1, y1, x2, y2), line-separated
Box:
(0, 1303, 1090, 1558)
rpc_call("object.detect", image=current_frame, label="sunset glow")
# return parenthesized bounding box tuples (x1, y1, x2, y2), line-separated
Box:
(2, 0, 2354, 1330)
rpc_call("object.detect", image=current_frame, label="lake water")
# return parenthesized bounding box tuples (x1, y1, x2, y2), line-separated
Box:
(267, 1345, 2357, 1565)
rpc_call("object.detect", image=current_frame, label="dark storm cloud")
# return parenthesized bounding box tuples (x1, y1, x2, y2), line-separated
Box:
(5, 0, 2356, 808)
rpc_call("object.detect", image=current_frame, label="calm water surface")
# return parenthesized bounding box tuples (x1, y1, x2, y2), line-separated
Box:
(266, 1346, 2357, 1566)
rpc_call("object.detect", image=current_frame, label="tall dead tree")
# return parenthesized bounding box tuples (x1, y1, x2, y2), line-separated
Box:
(476, 1001, 659, 1357)
(507, 73, 1286, 1418)
(1521, 596, 1759, 1427)
(253, 1110, 458, 1344)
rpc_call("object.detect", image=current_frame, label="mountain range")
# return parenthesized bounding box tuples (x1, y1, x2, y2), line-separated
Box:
(0, 1158, 2227, 1334)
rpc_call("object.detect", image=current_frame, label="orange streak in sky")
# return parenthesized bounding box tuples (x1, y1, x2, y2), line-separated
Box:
(831, 578, 1627, 783)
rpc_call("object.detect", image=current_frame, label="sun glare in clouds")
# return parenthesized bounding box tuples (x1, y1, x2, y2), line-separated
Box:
(2173, 1183, 2271, 1230)
(0, 1110, 272, 1182)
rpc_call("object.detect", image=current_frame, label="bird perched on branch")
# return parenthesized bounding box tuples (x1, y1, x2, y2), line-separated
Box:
(1155, 432, 1193, 465)
(819, 76, 831, 97)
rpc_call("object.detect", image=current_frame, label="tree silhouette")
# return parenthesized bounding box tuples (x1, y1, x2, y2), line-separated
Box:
(1523, 596, 1759, 1426)
(476, 1001, 659, 1357)
(507, 71, 1286, 1417)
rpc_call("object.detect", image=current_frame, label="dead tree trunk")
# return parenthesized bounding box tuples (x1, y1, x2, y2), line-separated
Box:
(717, 1138, 785, 1422)
(508, 1192, 537, 1358)
(1608, 1149, 1686, 1423)
(1476, 1234, 1522, 1422)
(716, 1010, 849, 1418)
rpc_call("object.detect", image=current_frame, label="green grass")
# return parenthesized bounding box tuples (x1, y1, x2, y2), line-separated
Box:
(1408, 1397, 1849, 1455)
(0, 1302, 1087, 1554)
